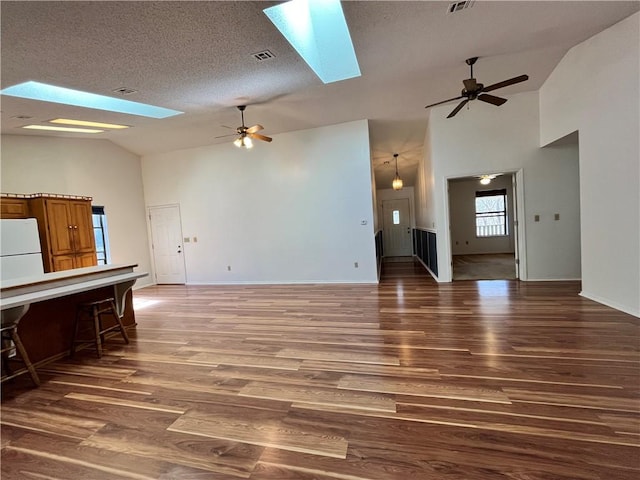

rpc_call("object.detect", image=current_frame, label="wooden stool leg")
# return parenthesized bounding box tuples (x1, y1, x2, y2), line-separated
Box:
(11, 329, 40, 386)
(70, 307, 82, 357)
(110, 300, 130, 344)
(1, 333, 14, 377)
(92, 304, 103, 358)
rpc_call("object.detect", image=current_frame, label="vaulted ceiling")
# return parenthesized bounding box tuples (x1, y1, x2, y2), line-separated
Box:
(2, 1, 638, 188)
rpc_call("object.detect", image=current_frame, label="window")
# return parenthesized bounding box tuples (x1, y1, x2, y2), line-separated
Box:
(392, 210, 400, 225)
(92, 206, 111, 264)
(475, 189, 508, 237)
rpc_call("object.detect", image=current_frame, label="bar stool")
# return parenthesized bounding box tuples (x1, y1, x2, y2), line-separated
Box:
(1, 307, 41, 386)
(71, 297, 130, 358)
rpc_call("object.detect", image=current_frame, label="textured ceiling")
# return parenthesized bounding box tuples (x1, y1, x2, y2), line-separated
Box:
(2, 1, 638, 189)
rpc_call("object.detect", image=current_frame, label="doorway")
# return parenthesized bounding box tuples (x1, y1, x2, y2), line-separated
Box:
(382, 198, 413, 258)
(448, 173, 519, 281)
(148, 204, 186, 284)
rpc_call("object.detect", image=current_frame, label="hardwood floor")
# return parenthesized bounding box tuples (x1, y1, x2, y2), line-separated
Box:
(2, 260, 639, 479)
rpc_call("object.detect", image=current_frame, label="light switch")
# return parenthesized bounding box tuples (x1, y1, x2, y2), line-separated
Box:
(554, 213, 560, 221)
(184, 237, 190, 243)
(534, 215, 540, 222)
(193, 236, 198, 242)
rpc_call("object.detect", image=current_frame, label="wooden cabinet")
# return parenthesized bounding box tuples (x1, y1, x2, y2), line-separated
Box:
(29, 196, 97, 272)
(0, 197, 29, 219)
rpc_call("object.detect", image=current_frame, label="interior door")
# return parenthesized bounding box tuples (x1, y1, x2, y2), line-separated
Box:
(148, 204, 186, 284)
(382, 198, 413, 256)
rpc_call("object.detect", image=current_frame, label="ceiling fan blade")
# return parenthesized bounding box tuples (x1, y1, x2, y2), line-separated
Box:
(246, 124, 264, 134)
(425, 95, 464, 109)
(477, 94, 507, 106)
(463, 78, 477, 92)
(248, 132, 272, 143)
(447, 99, 468, 118)
(483, 74, 529, 92)
(214, 133, 238, 139)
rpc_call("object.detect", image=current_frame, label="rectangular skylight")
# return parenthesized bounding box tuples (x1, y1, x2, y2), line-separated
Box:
(50, 118, 129, 129)
(1, 81, 183, 119)
(22, 125, 103, 134)
(264, 0, 361, 84)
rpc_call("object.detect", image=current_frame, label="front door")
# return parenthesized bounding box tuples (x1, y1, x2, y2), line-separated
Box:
(382, 198, 413, 256)
(148, 204, 186, 284)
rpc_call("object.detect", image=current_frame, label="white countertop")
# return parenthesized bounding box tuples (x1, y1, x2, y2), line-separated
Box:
(1, 264, 148, 309)
(1, 263, 138, 291)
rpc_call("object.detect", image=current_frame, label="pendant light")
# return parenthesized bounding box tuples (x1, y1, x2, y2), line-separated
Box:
(392, 153, 403, 190)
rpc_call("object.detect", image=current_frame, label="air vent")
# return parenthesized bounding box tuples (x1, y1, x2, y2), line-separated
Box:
(447, 1, 474, 14)
(112, 87, 137, 95)
(252, 50, 275, 61)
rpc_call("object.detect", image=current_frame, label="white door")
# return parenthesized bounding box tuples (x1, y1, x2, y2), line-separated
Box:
(382, 199, 413, 256)
(148, 205, 186, 284)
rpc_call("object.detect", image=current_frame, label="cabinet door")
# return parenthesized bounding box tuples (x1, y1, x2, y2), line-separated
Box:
(75, 252, 97, 268)
(0, 198, 29, 219)
(69, 200, 96, 253)
(52, 255, 75, 271)
(45, 199, 74, 255)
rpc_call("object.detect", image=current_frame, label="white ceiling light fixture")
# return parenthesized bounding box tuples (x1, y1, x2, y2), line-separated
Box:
(22, 124, 103, 133)
(479, 174, 500, 185)
(49, 118, 130, 129)
(392, 153, 403, 191)
(234, 134, 253, 149)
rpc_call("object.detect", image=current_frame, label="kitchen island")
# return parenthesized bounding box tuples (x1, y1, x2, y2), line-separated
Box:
(1, 264, 148, 366)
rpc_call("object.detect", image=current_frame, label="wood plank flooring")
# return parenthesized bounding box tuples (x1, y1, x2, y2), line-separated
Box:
(2, 260, 639, 479)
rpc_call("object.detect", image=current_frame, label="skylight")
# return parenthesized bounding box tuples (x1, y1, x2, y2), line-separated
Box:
(264, 0, 361, 84)
(0, 81, 183, 119)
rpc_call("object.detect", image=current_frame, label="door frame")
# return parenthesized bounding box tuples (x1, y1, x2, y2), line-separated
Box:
(147, 203, 187, 285)
(444, 169, 527, 282)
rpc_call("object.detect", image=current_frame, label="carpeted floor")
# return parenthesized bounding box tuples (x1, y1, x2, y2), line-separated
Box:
(453, 253, 517, 280)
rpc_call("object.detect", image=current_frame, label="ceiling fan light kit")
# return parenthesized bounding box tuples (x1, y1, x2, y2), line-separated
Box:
(425, 57, 529, 118)
(392, 153, 403, 190)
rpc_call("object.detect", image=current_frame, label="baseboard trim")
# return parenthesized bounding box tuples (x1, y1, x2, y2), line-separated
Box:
(524, 278, 582, 282)
(580, 290, 640, 318)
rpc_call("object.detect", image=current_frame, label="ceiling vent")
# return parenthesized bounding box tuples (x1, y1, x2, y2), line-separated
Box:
(447, 1, 474, 14)
(252, 50, 275, 61)
(112, 87, 137, 95)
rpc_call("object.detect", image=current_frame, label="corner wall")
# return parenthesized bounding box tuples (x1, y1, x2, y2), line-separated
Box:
(539, 12, 639, 316)
(0, 135, 153, 286)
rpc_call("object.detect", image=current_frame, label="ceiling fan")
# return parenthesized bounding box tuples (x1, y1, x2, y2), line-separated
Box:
(216, 105, 272, 148)
(425, 57, 529, 118)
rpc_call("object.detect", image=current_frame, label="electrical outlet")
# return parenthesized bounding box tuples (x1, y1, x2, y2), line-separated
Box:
(184, 237, 190, 243)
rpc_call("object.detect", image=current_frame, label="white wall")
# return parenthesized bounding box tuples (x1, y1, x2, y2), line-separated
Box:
(141, 120, 378, 284)
(0, 135, 153, 286)
(428, 91, 582, 282)
(539, 12, 639, 316)
(449, 175, 515, 255)
(414, 120, 435, 230)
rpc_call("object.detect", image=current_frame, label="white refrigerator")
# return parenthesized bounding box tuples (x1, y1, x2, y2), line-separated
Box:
(1, 218, 45, 280)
